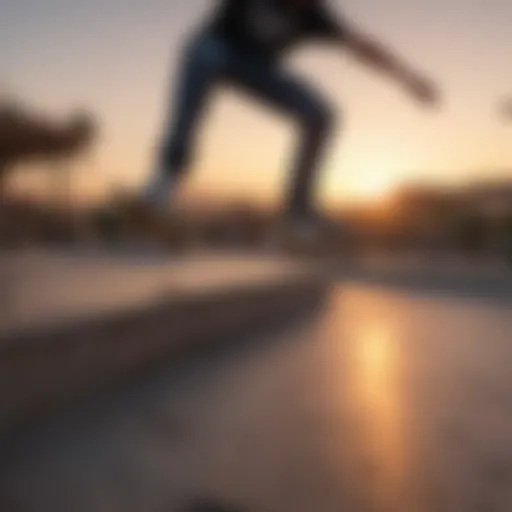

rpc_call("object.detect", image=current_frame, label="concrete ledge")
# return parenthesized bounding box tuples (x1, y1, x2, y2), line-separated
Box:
(0, 252, 328, 433)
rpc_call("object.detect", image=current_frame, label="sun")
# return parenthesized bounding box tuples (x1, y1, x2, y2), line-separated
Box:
(345, 172, 399, 203)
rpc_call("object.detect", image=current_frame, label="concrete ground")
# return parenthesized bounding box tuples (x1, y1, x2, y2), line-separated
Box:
(2, 275, 512, 512)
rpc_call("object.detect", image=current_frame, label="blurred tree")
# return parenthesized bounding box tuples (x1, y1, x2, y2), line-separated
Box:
(0, 102, 97, 201)
(498, 96, 512, 123)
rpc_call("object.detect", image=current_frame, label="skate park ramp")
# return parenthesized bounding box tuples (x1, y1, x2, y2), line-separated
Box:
(0, 249, 329, 436)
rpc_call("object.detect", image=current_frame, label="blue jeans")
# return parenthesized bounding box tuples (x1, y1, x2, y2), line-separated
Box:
(158, 33, 337, 216)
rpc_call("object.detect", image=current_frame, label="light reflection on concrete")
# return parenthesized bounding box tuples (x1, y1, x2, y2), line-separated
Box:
(353, 322, 406, 508)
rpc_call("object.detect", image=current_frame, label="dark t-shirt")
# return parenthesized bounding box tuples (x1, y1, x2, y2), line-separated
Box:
(208, 0, 348, 59)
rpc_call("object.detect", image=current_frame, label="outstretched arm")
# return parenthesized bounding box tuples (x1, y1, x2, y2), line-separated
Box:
(342, 23, 440, 107)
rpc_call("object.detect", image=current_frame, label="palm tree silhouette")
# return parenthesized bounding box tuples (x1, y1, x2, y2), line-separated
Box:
(497, 96, 512, 124)
(0, 102, 97, 202)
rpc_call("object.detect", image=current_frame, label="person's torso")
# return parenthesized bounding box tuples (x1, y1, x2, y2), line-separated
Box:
(208, 0, 334, 59)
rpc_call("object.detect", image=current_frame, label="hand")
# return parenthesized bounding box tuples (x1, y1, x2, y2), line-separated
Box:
(403, 72, 441, 108)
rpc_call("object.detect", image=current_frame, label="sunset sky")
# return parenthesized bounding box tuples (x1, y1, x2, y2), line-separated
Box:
(3, 0, 512, 206)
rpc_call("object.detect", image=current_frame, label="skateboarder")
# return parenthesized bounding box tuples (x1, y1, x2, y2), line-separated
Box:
(144, 0, 440, 236)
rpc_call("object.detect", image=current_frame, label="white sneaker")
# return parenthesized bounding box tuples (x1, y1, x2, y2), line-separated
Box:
(143, 168, 176, 217)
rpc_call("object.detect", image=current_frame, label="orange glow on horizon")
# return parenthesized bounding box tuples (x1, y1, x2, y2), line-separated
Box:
(325, 166, 405, 207)
(345, 175, 399, 202)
